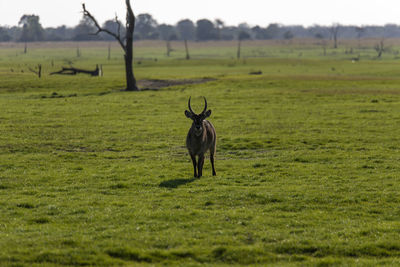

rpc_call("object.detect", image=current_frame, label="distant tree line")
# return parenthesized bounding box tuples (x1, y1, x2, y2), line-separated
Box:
(2, 14, 400, 42)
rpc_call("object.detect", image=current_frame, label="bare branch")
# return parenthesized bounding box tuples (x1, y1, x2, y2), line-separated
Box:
(28, 67, 37, 74)
(28, 64, 42, 78)
(82, 3, 126, 52)
(114, 13, 122, 41)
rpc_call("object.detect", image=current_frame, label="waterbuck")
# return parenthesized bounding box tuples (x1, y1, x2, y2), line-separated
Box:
(185, 97, 216, 178)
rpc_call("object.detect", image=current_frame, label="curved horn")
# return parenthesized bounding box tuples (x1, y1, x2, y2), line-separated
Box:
(201, 96, 207, 114)
(188, 96, 195, 114)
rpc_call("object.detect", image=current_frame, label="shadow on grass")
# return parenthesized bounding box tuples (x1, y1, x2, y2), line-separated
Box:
(159, 178, 196, 189)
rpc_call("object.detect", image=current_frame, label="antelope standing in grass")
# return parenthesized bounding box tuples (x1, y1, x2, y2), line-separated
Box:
(185, 97, 216, 178)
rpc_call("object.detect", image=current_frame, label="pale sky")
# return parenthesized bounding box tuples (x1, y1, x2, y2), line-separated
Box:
(0, 0, 399, 28)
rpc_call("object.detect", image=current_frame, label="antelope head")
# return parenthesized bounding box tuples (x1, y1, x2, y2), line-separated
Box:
(185, 96, 212, 136)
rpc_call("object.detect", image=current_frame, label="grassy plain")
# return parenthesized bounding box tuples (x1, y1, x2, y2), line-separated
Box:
(0, 39, 399, 266)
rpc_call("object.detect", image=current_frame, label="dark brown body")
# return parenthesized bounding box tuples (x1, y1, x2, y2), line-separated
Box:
(186, 120, 216, 178)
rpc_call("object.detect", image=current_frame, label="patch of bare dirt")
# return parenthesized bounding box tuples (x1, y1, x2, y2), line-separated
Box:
(137, 78, 215, 91)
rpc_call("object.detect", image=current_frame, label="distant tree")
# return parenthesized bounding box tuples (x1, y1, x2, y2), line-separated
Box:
(215, 19, 224, 40)
(158, 24, 177, 41)
(12, 12, 400, 42)
(330, 23, 340, 49)
(374, 38, 387, 58)
(177, 19, 195, 41)
(196, 19, 217, 41)
(18, 14, 44, 42)
(177, 19, 195, 59)
(82, 1, 139, 91)
(4, 26, 20, 42)
(238, 31, 251, 41)
(238, 23, 250, 30)
(45, 27, 63, 41)
(283, 30, 294, 40)
(45, 25, 74, 41)
(135, 13, 158, 39)
(308, 25, 329, 39)
(158, 24, 177, 56)
(237, 30, 251, 59)
(238, 23, 252, 39)
(73, 16, 99, 41)
(355, 27, 365, 39)
(265, 23, 280, 39)
(355, 27, 365, 48)
(383, 24, 398, 38)
(285, 26, 309, 38)
(252, 26, 268, 40)
(0, 27, 11, 41)
(101, 19, 126, 41)
(219, 26, 236, 40)
(312, 32, 327, 56)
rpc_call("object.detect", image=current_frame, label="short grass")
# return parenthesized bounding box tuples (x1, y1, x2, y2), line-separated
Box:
(0, 40, 399, 266)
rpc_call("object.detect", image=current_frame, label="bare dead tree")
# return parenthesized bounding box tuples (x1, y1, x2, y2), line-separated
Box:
(28, 64, 42, 78)
(355, 27, 365, 48)
(314, 33, 327, 56)
(237, 31, 250, 59)
(166, 40, 173, 57)
(215, 19, 224, 40)
(330, 23, 340, 49)
(82, 1, 139, 91)
(375, 38, 386, 58)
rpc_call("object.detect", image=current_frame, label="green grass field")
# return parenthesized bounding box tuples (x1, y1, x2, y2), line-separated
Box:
(0, 40, 399, 266)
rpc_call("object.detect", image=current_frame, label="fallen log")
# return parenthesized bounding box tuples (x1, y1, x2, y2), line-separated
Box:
(50, 65, 102, 76)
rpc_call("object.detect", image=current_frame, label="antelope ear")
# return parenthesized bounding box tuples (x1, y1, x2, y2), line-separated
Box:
(185, 110, 193, 119)
(204, 110, 212, 118)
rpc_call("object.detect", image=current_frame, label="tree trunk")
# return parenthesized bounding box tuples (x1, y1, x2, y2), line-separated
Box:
(333, 35, 337, 49)
(124, 30, 138, 91)
(166, 41, 171, 57)
(237, 40, 241, 59)
(124, 53, 138, 91)
(184, 39, 190, 60)
(124, 0, 139, 91)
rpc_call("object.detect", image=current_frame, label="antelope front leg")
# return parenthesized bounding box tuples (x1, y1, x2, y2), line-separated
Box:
(190, 154, 197, 178)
